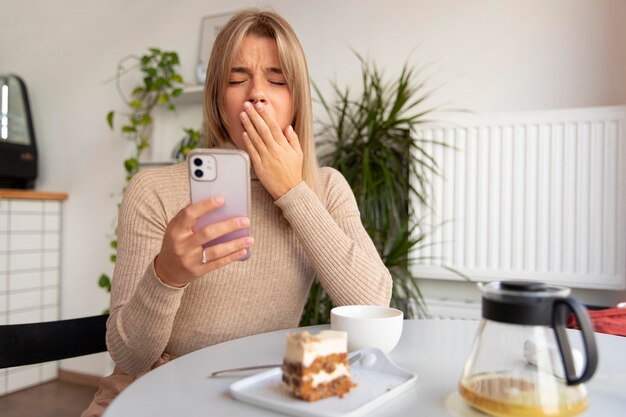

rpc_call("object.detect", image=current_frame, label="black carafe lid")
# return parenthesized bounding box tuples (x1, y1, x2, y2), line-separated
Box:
(481, 280, 570, 325)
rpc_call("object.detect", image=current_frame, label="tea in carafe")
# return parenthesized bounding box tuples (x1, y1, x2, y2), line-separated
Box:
(459, 372, 588, 417)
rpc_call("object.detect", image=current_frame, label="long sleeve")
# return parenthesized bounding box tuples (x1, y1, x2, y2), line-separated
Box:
(105, 168, 187, 375)
(274, 167, 392, 306)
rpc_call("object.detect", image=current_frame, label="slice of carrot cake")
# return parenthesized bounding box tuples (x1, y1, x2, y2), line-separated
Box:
(282, 330, 356, 402)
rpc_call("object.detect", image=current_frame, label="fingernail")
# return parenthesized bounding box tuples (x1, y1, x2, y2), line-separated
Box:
(244, 237, 254, 245)
(242, 132, 249, 141)
(243, 102, 252, 110)
(255, 102, 264, 111)
(239, 112, 248, 121)
(239, 249, 248, 258)
(288, 125, 294, 133)
(238, 217, 250, 227)
(212, 196, 224, 205)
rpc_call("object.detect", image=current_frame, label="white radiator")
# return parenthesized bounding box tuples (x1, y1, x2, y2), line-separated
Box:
(411, 106, 626, 290)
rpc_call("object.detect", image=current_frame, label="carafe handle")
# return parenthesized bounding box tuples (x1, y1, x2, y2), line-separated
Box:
(552, 298, 598, 385)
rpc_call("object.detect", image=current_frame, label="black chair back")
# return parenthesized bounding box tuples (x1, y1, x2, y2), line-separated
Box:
(0, 314, 109, 368)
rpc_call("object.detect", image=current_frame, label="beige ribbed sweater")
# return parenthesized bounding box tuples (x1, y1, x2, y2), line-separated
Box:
(106, 161, 392, 376)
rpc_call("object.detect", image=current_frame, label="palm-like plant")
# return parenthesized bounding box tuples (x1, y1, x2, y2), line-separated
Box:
(300, 56, 440, 325)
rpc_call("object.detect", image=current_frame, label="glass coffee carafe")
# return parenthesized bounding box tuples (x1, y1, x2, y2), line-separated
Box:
(459, 281, 598, 417)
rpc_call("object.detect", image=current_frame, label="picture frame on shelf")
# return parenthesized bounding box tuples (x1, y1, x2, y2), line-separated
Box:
(196, 12, 234, 85)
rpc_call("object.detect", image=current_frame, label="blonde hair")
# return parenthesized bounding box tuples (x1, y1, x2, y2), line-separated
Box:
(203, 8, 320, 196)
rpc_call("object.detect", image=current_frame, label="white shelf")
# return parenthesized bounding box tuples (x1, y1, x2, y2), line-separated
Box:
(172, 85, 204, 105)
(151, 86, 204, 162)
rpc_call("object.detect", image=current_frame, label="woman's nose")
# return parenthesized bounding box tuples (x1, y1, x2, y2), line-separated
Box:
(247, 79, 267, 104)
(247, 97, 266, 104)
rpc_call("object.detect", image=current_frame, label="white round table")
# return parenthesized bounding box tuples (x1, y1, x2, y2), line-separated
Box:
(103, 320, 626, 417)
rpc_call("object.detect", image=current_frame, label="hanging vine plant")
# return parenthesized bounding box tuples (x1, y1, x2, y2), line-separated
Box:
(98, 48, 200, 308)
(106, 47, 185, 180)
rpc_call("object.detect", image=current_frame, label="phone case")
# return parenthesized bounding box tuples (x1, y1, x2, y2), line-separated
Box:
(188, 148, 251, 260)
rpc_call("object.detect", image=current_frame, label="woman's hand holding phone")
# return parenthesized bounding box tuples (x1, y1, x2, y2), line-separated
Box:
(154, 196, 253, 288)
(240, 101, 303, 199)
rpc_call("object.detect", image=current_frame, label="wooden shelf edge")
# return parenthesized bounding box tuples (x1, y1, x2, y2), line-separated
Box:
(0, 189, 69, 201)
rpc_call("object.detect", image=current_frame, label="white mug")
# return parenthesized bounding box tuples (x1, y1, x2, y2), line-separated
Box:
(330, 305, 403, 353)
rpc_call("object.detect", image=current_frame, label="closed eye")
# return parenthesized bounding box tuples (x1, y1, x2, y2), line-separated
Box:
(228, 80, 245, 85)
(269, 81, 286, 86)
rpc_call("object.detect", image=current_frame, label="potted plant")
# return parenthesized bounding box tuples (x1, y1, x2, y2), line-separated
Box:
(300, 55, 440, 325)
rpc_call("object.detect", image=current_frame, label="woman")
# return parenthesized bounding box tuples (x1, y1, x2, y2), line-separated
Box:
(82, 8, 391, 416)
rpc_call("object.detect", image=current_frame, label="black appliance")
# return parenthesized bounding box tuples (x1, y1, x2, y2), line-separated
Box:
(0, 74, 38, 189)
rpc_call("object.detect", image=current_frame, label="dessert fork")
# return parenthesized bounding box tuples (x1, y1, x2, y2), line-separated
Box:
(209, 352, 362, 377)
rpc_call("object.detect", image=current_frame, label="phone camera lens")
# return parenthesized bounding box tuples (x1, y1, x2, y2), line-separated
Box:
(193, 158, 203, 167)
(194, 169, 204, 178)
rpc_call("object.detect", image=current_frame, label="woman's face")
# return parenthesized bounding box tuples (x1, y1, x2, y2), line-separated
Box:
(223, 35, 294, 149)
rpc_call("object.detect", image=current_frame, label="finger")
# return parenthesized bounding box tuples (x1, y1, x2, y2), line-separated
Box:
(243, 102, 279, 149)
(201, 236, 254, 265)
(240, 110, 268, 154)
(175, 196, 224, 229)
(285, 125, 302, 153)
(253, 102, 289, 147)
(242, 132, 263, 168)
(191, 216, 250, 247)
(200, 247, 251, 272)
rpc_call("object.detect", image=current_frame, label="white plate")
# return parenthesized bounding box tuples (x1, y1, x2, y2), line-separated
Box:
(230, 347, 417, 417)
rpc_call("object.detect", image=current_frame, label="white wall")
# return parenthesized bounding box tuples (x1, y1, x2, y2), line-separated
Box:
(1, 0, 625, 375)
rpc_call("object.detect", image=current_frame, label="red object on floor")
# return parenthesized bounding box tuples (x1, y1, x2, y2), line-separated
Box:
(568, 308, 626, 336)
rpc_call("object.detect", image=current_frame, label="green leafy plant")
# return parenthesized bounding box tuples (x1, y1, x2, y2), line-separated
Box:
(172, 127, 202, 161)
(98, 48, 200, 308)
(106, 48, 185, 181)
(300, 55, 441, 325)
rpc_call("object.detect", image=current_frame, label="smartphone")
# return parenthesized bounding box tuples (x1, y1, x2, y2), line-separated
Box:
(188, 148, 251, 260)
